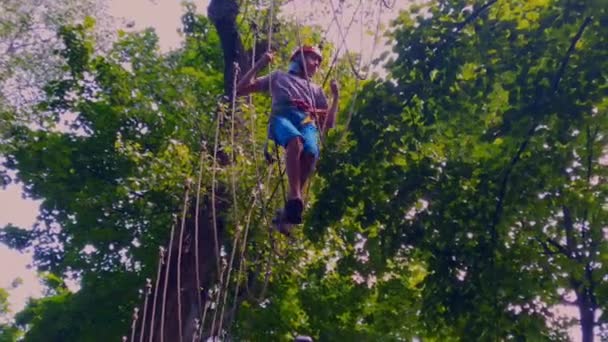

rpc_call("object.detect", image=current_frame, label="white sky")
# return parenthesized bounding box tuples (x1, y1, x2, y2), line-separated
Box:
(0, 0, 589, 340)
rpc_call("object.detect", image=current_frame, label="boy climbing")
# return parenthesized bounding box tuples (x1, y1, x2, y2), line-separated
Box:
(236, 45, 340, 233)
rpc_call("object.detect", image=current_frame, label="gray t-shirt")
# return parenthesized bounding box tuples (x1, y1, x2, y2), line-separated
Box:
(257, 70, 329, 115)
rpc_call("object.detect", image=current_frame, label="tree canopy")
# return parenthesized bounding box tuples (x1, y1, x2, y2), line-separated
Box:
(1, 0, 607, 341)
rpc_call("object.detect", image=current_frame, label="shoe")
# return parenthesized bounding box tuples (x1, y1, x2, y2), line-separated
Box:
(285, 198, 304, 224)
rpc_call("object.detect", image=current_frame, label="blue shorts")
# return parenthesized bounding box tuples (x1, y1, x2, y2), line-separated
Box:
(269, 107, 319, 159)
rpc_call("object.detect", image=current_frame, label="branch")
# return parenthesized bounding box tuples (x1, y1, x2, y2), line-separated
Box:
(551, 16, 592, 93)
(454, 0, 498, 34)
(561, 205, 579, 261)
(544, 237, 573, 259)
(489, 123, 534, 243)
(584, 262, 598, 308)
(488, 16, 594, 244)
(432, 0, 498, 61)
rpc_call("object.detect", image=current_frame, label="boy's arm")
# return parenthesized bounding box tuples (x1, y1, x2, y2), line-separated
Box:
(236, 52, 274, 97)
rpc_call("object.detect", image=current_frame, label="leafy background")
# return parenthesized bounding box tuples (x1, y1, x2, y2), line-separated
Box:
(1, 0, 607, 341)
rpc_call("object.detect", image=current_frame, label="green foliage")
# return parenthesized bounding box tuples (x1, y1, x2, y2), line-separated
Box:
(308, 0, 608, 339)
(1, 9, 226, 340)
(2, 0, 607, 340)
(11, 271, 142, 342)
(0, 288, 20, 342)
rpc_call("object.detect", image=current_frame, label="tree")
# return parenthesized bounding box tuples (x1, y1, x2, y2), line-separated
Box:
(0, 0, 113, 112)
(8, 0, 604, 340)
(2, 10, 225, 339)
(309, 0, 608, 340)
(0, 0, 114, 188)
(0, 287, 20, 342)
(0, 0, 355, 339)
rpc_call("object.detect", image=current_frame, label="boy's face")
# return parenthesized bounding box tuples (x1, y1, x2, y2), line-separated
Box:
(302, 52, 322, 76)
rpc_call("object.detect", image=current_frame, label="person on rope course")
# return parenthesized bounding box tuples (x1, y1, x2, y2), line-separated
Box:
(236, 45, 340, 233)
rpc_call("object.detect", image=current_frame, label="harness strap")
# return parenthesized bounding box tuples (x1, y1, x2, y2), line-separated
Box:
(263, 99, 327, 164)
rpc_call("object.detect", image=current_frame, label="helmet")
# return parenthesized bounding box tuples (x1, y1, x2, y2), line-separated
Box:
(289, 45, 323, 62)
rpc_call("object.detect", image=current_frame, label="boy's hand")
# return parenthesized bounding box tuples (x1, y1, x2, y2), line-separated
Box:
(259, 51, 274, 67)
(330, 79, 340, 98)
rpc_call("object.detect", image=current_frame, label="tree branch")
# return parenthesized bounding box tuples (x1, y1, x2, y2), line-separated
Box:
(430, 0, 498, 68)
(551, 16, 592, 93)
(561, 205, 579, 261)
(489, 16, 594, 244)
(545, 237, 573, 259)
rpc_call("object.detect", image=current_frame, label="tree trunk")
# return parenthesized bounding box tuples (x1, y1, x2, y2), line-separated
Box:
(578, 293, 595, 342)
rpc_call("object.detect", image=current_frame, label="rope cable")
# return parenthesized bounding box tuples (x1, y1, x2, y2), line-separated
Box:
(138, 279, 152, 342)
(217, 62, 241, 336)
(193, 149, 206, 330)
(327, 0, 367, 80)
(148, 247, 165, 342)
(159, 219, 177, 342)
(209, 99, 225, 338)
(175, 181, 192, 342)
(130, 307, 139, 342)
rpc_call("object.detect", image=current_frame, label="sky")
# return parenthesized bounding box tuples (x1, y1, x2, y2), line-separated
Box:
(0, 0, 591, 340)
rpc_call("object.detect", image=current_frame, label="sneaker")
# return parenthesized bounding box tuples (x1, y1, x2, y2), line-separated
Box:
(285, 198, 304, 224)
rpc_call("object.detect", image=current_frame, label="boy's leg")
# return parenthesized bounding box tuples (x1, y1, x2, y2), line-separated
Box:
(284, 137, 305, 224)
(269, 113, 314, 225)
(299, 124, 320, 192)
(286, 137, 304, 200)
(300, 152, 316, 192)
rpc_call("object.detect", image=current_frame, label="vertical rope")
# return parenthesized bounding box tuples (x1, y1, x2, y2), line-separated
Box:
(130, 307, 139, 342)
(138, 279, 152, 342)
(160, 218, 178, 342)
(211, 102, 223, 278)
(217, 62, 241, 336)
(193, 149, 205, 331)
(191, 319, 200, 342)
(148, 247, 165, 342)
(175, 181, 192, 342)
(209, 91, 226, 340)
(198, 289, 211, 340)
(267, 0, 274, 53)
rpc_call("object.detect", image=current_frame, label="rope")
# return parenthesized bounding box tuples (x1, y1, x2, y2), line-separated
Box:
(138, 279, 152, 342)
(229, 13, 278, 320)
(210, 266, 224, 338)
(267, 0, 274, 53)
(263, 0, 277, 164)
(191, 319, 200, 342)
(321, 0, 363, 88)
(193, 149, 205, 331)
(299, 0, 380, 201)
(230, 190, 258, 315)
(175, 181, 192, 342)
(217, 62, 241, 336)
(198, 289, 211, 339)
(211, 92, 223, 279)
(130, 307, 139, 342)
(327, 0, 367, 80)
(209, 93, 229, 339)
(148, 247, 165, 342)
(335, 0, 383, 143)
(159, 219, 178, 342)
(381, 0, 397, 10)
